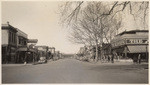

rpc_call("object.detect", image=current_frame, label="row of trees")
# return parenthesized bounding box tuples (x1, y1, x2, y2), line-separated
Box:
(59, 1, 149, 61)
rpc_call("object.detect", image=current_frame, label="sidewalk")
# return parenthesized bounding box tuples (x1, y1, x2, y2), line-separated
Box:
(2, 63, 33, 67)
(2, 59, 55, 67)
(87, 59, 148, 65)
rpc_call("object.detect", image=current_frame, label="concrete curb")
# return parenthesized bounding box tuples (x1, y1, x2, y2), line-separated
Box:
(2, 64, 33, 67)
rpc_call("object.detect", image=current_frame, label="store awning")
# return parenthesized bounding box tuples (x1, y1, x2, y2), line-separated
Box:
(127, 45, 148, 53)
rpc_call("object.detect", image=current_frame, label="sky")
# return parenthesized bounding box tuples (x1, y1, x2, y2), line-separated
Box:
(1, 1, 148, 54)
(2, 1, 84, 54)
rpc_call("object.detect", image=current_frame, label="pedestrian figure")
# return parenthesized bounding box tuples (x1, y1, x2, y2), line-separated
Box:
(24, 52, 27, 65)
(138, 54, 141, 64)
(111, 54, 114, 63)
(108, 55, 110, 62)
(133, 56, 137, 64)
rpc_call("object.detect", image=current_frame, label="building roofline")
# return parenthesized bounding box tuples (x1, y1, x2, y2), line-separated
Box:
(117, 29, 149, 36)
(2, 23, 18, 32)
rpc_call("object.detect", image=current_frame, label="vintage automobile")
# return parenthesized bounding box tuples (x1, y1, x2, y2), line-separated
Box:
(38, 57, 47, 64)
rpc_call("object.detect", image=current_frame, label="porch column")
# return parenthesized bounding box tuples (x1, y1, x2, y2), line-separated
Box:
(24, 52, 27, 64)
(124, 46, 127, 58)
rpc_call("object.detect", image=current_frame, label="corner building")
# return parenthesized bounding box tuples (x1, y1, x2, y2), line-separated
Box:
(111, 30, 149, 61)
(2, 23, 18, 63)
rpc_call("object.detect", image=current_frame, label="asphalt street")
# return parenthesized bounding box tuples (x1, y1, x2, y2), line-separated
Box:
(2, 58, 148, 84)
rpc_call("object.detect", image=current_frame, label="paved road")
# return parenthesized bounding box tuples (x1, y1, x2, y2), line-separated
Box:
(2, 58, 148, 84)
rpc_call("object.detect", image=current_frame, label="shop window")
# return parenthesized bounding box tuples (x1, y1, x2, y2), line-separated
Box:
(19, 38, 21, 44)
(12, 33, 13, 43)
(12, 32, 13, 43)
(13, 33, 15, 44)
(24, 40, 27, 45)
(14, 34, 16, 43)
(9, 31, 11, 43)
(9, 31, 13, 43)
(12, 33, 14, 43)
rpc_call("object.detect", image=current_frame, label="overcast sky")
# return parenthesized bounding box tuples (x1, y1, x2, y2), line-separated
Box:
(2, 1, 84, 54)
(2, 1, 148, 54)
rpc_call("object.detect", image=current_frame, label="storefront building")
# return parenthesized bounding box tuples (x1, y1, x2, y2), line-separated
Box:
(35, 46, 49, 60)
(15, 28, 28, 63)
(2, 22, 18, 63)
(111, 30, 148, 61)
(54, 51, 60, 60)
(16, 39, 38, 63)
(2, 22, 39, 64)
(27, 39, 38, 63)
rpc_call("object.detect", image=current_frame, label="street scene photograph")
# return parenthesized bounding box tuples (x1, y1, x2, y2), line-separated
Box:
(1, 0, 149, 84)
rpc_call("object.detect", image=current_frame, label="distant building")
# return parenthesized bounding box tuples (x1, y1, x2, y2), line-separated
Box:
(2, 22, 18, 63)
(54, 51, 60, 60)
(16, 38, 38, 63)
(50, 47, 55, 54)
(35, 45, 49, 60)
(26, 39, 38, 63)
(48, 47, 55, 59)
(111, 30, 149, 60)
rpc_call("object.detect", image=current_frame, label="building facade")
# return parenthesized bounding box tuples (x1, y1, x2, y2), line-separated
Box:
(27, 39, 38, 63)
(2, 23, 39, 64)
(48, 47, 55, 59)
(35, 45, 49, 60)
(15, 28, 28, 63)
(16, 38, 38, 63)
(2, 23, 18, 63)
(111, 30, 149, 61)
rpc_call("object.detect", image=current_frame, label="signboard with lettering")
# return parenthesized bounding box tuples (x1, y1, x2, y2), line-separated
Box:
(126, 39, 148, 44)
(112, 38, 148, 48)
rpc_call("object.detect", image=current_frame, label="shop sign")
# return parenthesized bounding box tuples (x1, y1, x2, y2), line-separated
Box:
(126, 39, 148, 44)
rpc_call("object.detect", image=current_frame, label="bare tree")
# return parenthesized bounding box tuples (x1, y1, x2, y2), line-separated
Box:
(65, 2, 122, 61)
(60, 1, 148, 28)
(59, 1, 149, 61)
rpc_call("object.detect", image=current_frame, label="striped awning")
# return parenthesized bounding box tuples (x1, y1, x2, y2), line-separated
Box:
(127, 45, 148, 53)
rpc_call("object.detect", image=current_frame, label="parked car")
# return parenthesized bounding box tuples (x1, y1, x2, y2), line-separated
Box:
(38, 57, 47, 64)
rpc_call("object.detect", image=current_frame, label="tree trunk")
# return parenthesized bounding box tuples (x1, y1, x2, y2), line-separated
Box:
(95, 40, 99, 62)
(100, 47, 103, 61)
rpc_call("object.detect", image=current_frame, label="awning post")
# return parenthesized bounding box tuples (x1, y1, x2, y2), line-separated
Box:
(124, 46, 127, 58)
